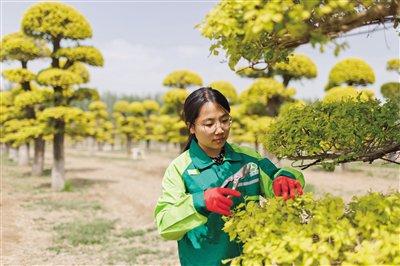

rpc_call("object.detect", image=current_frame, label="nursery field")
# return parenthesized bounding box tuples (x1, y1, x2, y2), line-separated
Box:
(1, 145, 399, 265)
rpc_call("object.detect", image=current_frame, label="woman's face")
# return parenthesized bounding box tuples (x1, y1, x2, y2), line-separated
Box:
(189, 102, 231, 153)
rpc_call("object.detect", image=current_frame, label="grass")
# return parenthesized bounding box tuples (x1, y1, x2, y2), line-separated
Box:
(53, 218, 116, 246)
(62, 180, 74, 192)
(25, 198, 103, 212)
(118, 226, 157, 238)
(108, 247, 160, 265)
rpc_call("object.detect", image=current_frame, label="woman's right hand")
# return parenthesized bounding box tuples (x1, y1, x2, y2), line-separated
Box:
(204, 188, 241, 216)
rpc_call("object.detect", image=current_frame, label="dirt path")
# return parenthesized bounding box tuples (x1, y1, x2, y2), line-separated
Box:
(1, 146, 399, 265)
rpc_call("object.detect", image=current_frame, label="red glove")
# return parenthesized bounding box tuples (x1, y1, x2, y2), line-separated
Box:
(204, 188, 241, 216)
(273, 176, 303, 200)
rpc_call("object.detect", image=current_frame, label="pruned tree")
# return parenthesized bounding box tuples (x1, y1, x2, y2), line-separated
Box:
(199, 0, 398, 70)
(265, 100, 400, 169)
(209, 80, 238, 104)
(22, 2, 104, 190)
(162, 70, 203, 89)
(326, 58, 375, 90)
(1, 32, 50, 173)
(239, 78, 296, 117)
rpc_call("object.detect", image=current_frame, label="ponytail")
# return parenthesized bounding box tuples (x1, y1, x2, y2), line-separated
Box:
(182, 133, 196, 152)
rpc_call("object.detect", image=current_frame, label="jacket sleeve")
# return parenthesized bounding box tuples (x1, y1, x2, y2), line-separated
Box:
(154, 162, 207, 241)
(257, 155, 305, 198)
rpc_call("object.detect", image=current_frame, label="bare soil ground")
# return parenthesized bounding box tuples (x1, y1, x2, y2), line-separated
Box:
(1, 144, 399, 265)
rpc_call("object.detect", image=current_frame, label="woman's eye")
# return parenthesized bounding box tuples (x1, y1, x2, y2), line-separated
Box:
(204, 124, 213, 127)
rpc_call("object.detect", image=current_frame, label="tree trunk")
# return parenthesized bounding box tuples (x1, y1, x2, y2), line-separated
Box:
(126, 135, 132, 156)
(88, 136, 96, 155)
(9, 147, 18, 162)
(282, 75, 291, 87)
(32, 137, 45, 176)
(51, 120, 65, 191)
(18, 144, 29, 166)
(97, 142, 104, 151)
(146, 139, 151, 150)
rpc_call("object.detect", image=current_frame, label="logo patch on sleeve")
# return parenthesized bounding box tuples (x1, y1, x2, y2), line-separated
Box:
(187, 169, 200, 175)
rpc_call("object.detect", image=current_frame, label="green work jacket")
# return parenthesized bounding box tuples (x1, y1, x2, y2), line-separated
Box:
(154, 139, 305, 266)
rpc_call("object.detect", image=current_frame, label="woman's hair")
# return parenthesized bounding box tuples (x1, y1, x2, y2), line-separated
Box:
(181, 87, 231, 152)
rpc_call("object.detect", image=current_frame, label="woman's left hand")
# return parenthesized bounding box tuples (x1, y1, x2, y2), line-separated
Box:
(272, 176, 303, 200)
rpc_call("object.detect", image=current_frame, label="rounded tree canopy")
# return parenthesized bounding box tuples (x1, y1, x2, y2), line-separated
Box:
(241, 78, 295, 104)
(240, 78, 295, 115)
(142, 100, 160, 114)
(54, 46, 104, 66)
(128, 102, 145, 116)
(22, 2, 92, 40)
(326, 58, 375, 90)
(0, 32, 50, 62)
(209, 80, 238, 104)
(274, 54, 317, 80)
(161, 88, 189, 115)
(113, 100, 129, 114)
(2, 68, 36, 83)
(387, 58, 400, 74)
(381, 82, 400, 101)
(37, 68, 82, 87)
(89, 101, 107, 112)
(323, 86, 375, 103)
(163, 70, 203, 89)
(63, 62, 90, 84)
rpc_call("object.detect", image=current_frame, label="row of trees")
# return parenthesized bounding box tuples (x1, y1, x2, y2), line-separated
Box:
(1, 2, 103, 190)
(2, 1, 399, 190)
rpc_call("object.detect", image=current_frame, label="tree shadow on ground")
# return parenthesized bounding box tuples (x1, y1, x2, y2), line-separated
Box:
(34, 177, 115, 190)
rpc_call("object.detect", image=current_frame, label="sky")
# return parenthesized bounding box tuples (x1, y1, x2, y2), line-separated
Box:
(1, 0, 399, 100)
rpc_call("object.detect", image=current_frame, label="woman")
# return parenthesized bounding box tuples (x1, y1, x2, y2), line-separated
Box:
(154, 87, 305, 266)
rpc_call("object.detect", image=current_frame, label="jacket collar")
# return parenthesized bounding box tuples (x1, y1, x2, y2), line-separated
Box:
(189, 139, 241, 170)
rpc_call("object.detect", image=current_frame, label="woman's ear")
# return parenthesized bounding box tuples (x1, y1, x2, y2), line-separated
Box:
(189, 123, 195, 134)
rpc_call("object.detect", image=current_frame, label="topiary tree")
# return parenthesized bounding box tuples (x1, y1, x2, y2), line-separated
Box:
(387, 58, 400, 74)
(87, 101, 114, 152)
(199, 0, 397, 70)
(22, 2, 104, 190)
(142, 100, 160, 149)
(162, 70, 203, 89)
(323, 86, 375, 103)
(265, 99, 400, 169)
(113, 101, 145, 156)
(381, 58, 400, 103)
(274, 54, 317, 87)
(236, 54, 317, 88)
(239, 78, 296, 117)
(326, 58, 375, 90)
(209, 80, 238, 104)
(1, 32, 50, 173)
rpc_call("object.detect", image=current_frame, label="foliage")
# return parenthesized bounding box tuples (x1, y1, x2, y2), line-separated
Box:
(162, 70, 203, 89)
(54, 46, 104, 67)
(87, 101, 114, 144)
(323, 86, 375, 103)
(2, 68, 36, 83)
(326, 58, 375, 90)
(387, 58, 400, 74)
(22, 2, 92, 40)
(381, 82, 400, 102)
(209, 80, 238, 104)
(37, 68, 83, 87)
(199, 0, 397, 70)
(223, 192, 400, 265)
(274, 53, 317, 85)
(0, 32, 49, 62)
(161, 88, 189, 115)
(265, 99, 400, 168)
(240, 78, 295, 116)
